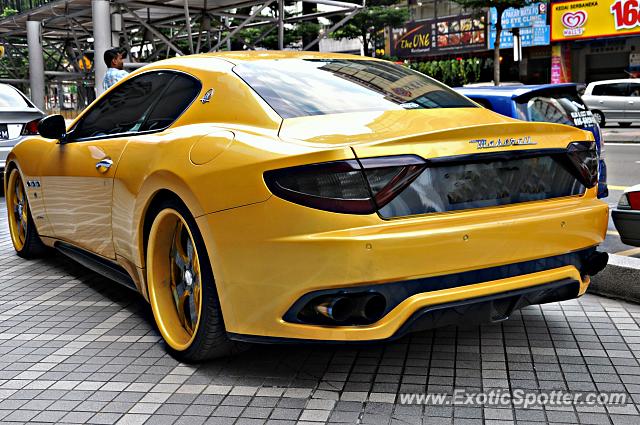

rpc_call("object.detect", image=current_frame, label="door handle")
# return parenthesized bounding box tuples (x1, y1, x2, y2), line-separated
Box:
(96, 158, 113, 173)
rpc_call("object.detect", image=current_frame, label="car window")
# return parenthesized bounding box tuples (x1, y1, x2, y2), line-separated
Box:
(71, 72, 175, 140)
(515, 89, 596, 129)
(233, 59, 476, 119)
(138, 74, 201, 132)
(0, 85, 30, 108)
(591, 83, 628, 96)
(629, 83, 640, 97)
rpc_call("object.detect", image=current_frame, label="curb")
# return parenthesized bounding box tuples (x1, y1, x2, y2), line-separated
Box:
(601, 131, 640, 143)
(588, 254, 640, 303)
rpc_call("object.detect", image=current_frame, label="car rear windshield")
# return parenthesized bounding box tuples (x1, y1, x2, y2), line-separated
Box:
(515, 89, 595, 130)
(233, 59, 476, 118)
(0, 85, 31, 108)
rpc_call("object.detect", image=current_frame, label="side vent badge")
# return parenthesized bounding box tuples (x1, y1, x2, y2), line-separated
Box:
(200, 88, 214, 104)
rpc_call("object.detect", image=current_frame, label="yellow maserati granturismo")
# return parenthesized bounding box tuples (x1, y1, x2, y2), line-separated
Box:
(5, 52, 609, 361)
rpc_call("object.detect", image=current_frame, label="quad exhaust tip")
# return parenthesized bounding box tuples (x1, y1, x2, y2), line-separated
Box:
(313, 292, 388, 325)
(582, 251, 609, 277)
(315, 297, 354, 323)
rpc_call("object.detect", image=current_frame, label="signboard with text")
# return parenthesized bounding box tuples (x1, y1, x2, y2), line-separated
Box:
(390, 14, 486, 58)
(551, 0, 640, 41)
(489, 3, 550, 49)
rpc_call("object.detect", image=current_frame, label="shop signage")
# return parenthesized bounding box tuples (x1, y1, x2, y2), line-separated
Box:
(551, 0, 640, 41)
(390, 14, 486, 58)
(489, 3, 550, 48)
(551, 44, 572, 83)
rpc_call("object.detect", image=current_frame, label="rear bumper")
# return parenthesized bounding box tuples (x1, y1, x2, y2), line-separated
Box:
(612, 209, 640, 246)
(229, 278, 581, 344)
(197, 193, 608, 341)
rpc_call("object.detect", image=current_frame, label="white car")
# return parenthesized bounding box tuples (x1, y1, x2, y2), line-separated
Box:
(582, 78, 640, 128)
(0, 84, 44, 175)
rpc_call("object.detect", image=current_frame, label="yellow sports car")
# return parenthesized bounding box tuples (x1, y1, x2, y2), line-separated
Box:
(6, 52, 609, 361)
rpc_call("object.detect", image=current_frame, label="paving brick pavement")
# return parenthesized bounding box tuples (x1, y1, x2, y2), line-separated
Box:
(0, 207, 639, 424)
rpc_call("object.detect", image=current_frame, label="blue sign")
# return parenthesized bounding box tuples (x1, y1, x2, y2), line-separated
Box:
(489, 3, 550, 49)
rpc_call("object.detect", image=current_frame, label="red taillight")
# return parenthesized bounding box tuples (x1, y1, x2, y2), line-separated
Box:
(628, 192, 640, 210)
(21, 118, 41, 136)
(264, 155, 425, 214)
(566, 141, 598, 188)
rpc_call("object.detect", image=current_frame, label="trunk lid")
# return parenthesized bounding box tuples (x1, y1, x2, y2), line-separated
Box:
(278, 108, 592, 155)
(279, 108, 595, 220)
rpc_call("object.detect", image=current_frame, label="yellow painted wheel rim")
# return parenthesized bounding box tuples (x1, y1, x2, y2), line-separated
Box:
(6, 170, 28, 251)
(147, 209, 203, 351)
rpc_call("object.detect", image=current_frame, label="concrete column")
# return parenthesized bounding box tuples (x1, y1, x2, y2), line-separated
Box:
(277, 0, 284, 50)
(92, 0, 111, 96)
(26, 20, 45, 111)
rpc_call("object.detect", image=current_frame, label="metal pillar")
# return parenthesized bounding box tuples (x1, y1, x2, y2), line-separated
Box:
(26, 20, 46, 110)
(92, 0, 111, 96)
(278, 0, 284, 50)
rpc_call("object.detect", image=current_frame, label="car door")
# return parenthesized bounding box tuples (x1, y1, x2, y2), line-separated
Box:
(590, 83, 629, 121)
(39, 71, 176, 258)
(626, 82, 640, 123)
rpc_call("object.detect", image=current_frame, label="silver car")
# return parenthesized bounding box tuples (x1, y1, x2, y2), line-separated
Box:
(0, 84, 44, 175)
(582, 78, 640, 128)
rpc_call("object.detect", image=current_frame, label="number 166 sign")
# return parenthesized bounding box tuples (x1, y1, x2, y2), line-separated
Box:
(551, 0, 640, 41)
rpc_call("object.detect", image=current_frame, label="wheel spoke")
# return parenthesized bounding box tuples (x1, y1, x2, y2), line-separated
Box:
(19, 219, 26, 243)
(176, 289, 190, 331)
(186, 238, 194, 264)
(187, 291, 197, 331)
(171, 245, 187, 272)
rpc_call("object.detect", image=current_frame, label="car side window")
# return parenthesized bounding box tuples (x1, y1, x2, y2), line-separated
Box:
(138, 74, 201, 132)
(628, 83, 640, 97)
(71, 72, 175, 140)
(592, 83, 628, 96)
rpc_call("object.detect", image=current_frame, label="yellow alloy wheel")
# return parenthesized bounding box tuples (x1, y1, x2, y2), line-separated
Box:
(147, 208, 203, 351)
(6, 169, 28, 251)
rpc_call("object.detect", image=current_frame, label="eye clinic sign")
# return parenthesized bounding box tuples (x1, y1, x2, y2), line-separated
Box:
(551, 0, 640, 41)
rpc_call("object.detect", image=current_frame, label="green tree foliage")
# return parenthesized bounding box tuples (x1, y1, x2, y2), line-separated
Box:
(1, 7, 17, 18)
(331, 0, 408, 56)
(410, 58, 484, 87)
(451, 0, 532, 85)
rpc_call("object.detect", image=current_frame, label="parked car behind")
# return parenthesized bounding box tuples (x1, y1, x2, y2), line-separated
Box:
(455, 84, 608, 198)
(0, 84, 44, 177)
(582, 78, 640, 128)
(613, 185, 640, 246)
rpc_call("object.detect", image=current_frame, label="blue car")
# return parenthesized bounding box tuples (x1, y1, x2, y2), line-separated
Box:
(456, 84, 608, 198)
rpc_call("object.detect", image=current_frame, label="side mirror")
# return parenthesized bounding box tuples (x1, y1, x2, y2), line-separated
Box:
(37, 115, 67, 142)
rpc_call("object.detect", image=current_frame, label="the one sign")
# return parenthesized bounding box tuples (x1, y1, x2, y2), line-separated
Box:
(390, 14, 486, 58)
(551, 0, 640, 41)
(489, 3, 550, 49)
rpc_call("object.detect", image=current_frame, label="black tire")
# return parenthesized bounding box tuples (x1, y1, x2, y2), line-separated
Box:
(619, 122, 632, 128)
(593, 111, 605, 127)
(146, 198, 248, 362)
(6, 168, 47, 259)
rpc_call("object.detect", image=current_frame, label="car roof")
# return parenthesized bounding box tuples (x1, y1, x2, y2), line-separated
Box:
(156, 50, 377, 67)
(587, 78, 639, 86)
(0, 83, 37, 109)
(455, 84, 578, 100)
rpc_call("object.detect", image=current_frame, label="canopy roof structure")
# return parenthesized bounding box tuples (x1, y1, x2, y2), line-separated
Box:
(0, 0, 363, 110)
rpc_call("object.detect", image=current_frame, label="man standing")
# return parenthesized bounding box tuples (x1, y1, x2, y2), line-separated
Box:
(102, 48, 128, 91)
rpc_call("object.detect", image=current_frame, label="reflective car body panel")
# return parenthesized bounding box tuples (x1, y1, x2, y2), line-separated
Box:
(7, 52, 609, 341)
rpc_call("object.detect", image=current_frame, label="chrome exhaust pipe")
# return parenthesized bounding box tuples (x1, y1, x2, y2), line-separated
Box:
(315, 297, 354, 323)
(582, 251, 609, 277)
(357, 293, 387, 323)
